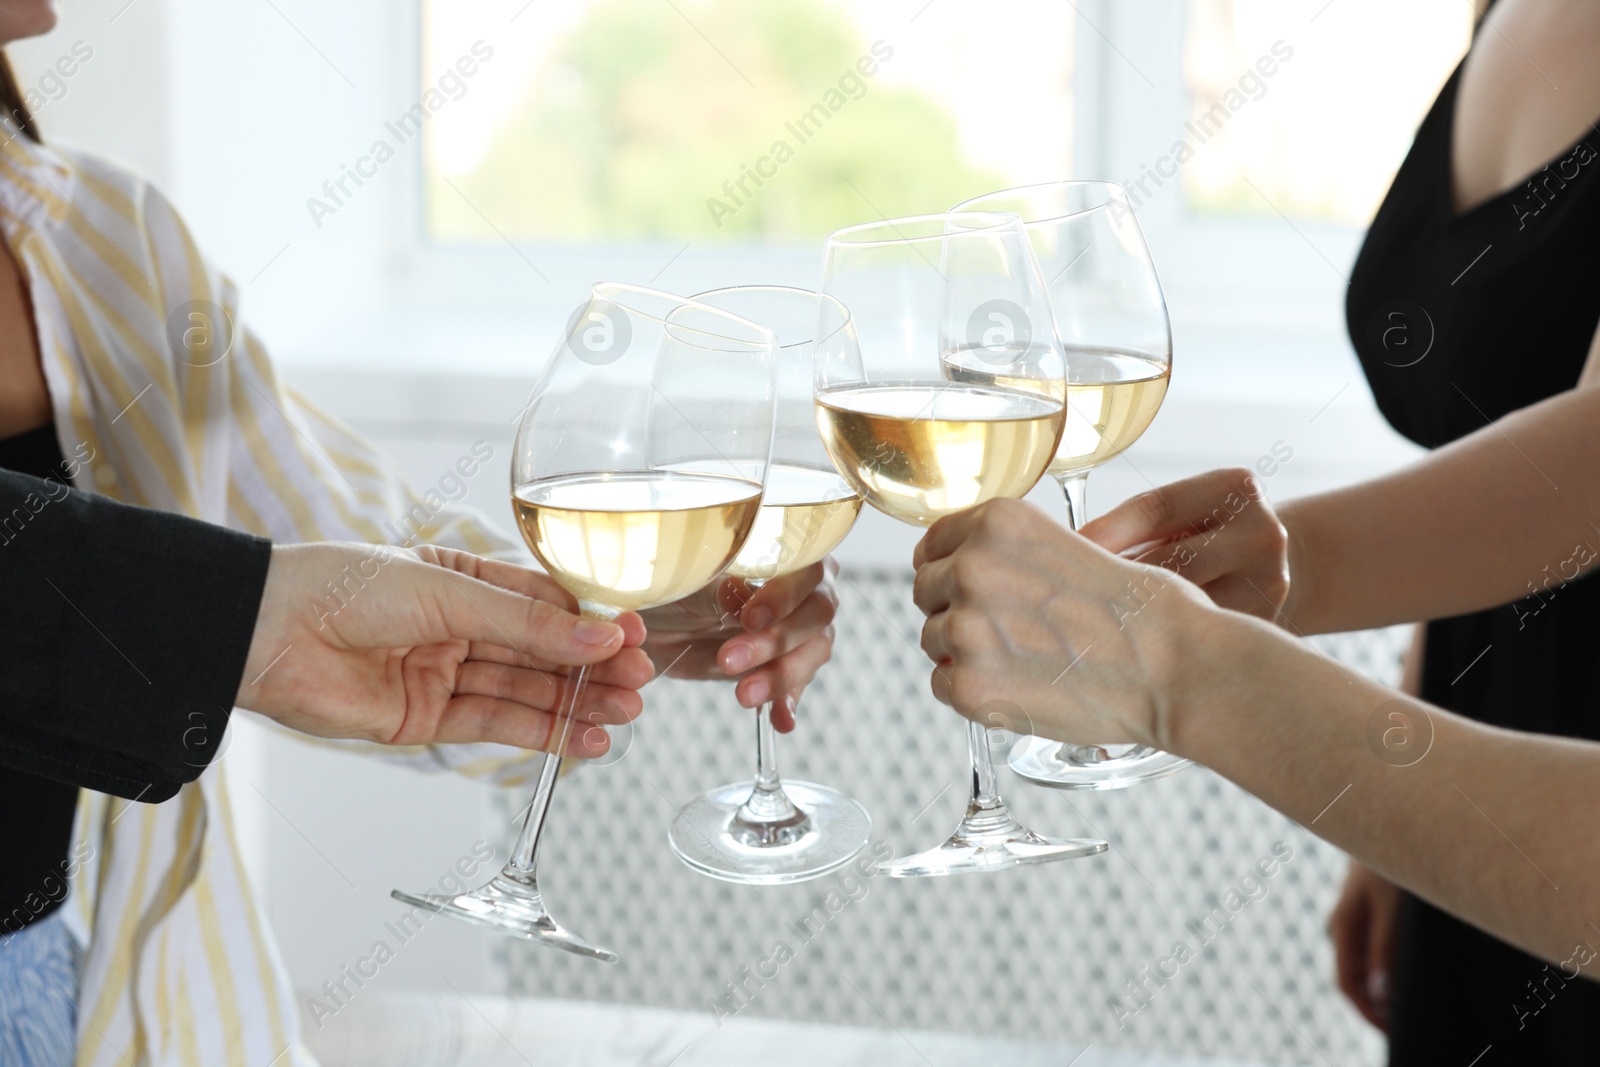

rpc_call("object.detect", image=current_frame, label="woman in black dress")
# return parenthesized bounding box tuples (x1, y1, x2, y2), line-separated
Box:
(909, 0, 1600, 1059)
(1032, 1, 1600, 1056)
(1337, 1, 1600, 1060)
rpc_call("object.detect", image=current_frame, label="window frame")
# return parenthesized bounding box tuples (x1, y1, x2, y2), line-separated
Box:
(1088, 0, 1364, 342)
(390, 0, 1364, 341)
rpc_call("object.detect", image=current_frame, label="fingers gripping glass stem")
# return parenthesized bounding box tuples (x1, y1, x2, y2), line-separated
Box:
(946, 182, 1188, 793)
(815, 210, 1106, 874)
(1004, 476, 1191, 792)
(668, 284, 872, 885)
(391, 607, 619, 963)
(398, 283, 781, 961)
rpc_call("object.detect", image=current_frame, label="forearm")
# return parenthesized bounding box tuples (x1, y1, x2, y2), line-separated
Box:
(0, 470, 268, 800)
(1280, 386, 1600, 633)
(1169, 613, 1600, 968)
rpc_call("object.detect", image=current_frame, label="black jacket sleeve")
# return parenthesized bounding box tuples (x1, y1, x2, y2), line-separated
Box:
(0, 469, 271, 802)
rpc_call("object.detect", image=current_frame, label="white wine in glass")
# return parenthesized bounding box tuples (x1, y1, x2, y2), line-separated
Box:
(953, 181, 1187, 791)
(814, 384, 1066, 526)
(1052, 351, 1169, 476)
(392, 284, 777, 961)
(514, 472, 763, 612)
(669, 286, 872, 885)
(726, 465, 861, 580)
(816, 211, 1107, 877)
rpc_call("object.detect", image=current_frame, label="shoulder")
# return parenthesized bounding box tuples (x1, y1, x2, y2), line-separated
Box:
(44, 143, 219, 297)
(45, 143, 155, 224)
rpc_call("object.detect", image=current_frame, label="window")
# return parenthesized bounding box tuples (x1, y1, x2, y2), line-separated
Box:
(1183, 0, 1475, 226)
(406, 0, 1482, 340)
(421, 0, 1074, 244)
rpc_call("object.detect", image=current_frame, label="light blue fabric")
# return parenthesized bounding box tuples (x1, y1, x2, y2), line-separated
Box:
(0, 910, 78, 1067)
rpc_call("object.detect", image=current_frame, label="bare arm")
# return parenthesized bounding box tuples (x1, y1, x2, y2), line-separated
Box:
(1281, 384, 1600, 633)
(1081, 385, 1600, 636)
(1326, 622, 1421, 1031)
(913, 500, 1600, 971)
(1173, 611, 1600, 971)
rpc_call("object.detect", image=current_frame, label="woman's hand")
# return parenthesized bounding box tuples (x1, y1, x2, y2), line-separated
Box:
(238, 543, 654, 758)
(638, 560, 839, 732)
(1078, 467, 1292, 624)
(911, 498, 1217, 749)
(1328, 860, 1401, 1032)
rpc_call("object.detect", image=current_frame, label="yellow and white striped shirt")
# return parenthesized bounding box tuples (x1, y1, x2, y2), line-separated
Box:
(0, 122, 540, 1066)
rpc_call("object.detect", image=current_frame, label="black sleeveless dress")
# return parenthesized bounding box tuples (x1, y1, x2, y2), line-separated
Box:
(1346, 55, 1600, 1064)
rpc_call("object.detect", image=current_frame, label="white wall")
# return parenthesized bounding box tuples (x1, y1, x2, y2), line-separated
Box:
(10, 0, 173, 185)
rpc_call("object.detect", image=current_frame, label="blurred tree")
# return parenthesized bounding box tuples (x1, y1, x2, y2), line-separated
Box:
(428, 0, 1003, 241)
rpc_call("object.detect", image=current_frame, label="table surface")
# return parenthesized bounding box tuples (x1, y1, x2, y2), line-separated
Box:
(301, 991, 1286, 1067)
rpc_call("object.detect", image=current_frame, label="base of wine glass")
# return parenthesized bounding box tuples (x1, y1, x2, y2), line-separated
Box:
(876, 800, 1107, 878)
(1008, 734, 1191, 791)
(391, 868, 618, 964)
(669, 779, 872, 885)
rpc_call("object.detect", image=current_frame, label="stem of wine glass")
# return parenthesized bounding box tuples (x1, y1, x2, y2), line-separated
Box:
(966, 717, 1002, 811)
(725, 575, 807, 845)
(752, 700, 782, 795)
(503, 606, 609, 878)
(730, 700, 808, 845)
(1051, 476, 1114, 766)
(1058, 472, 1089, 532)
(504, 663, 589, 877)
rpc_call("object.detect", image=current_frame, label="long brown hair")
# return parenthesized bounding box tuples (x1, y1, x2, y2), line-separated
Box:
(0, 50, 38, 142)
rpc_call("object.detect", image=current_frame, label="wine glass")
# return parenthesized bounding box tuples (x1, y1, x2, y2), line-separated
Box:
(816, 211, 1107, 877)
(392, 283, 777, 961)
(954, 181, 1188, 791)
(667, 286, 872, 884)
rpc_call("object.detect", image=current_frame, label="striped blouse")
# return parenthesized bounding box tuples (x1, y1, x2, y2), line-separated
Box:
(0, 121, 542, 1066)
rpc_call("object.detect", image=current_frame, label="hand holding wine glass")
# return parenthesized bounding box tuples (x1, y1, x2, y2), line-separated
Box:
(393, 284, 777, 962)
(634, 562, 840, 732)
(816, 211, 1107, 877)
(668, 285, 870, 885)
(1077, 466, 1292, 622)
(954, 182, 1186, 791)
(240, 542, 653, 753)
(910, 495, 1216, 750)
